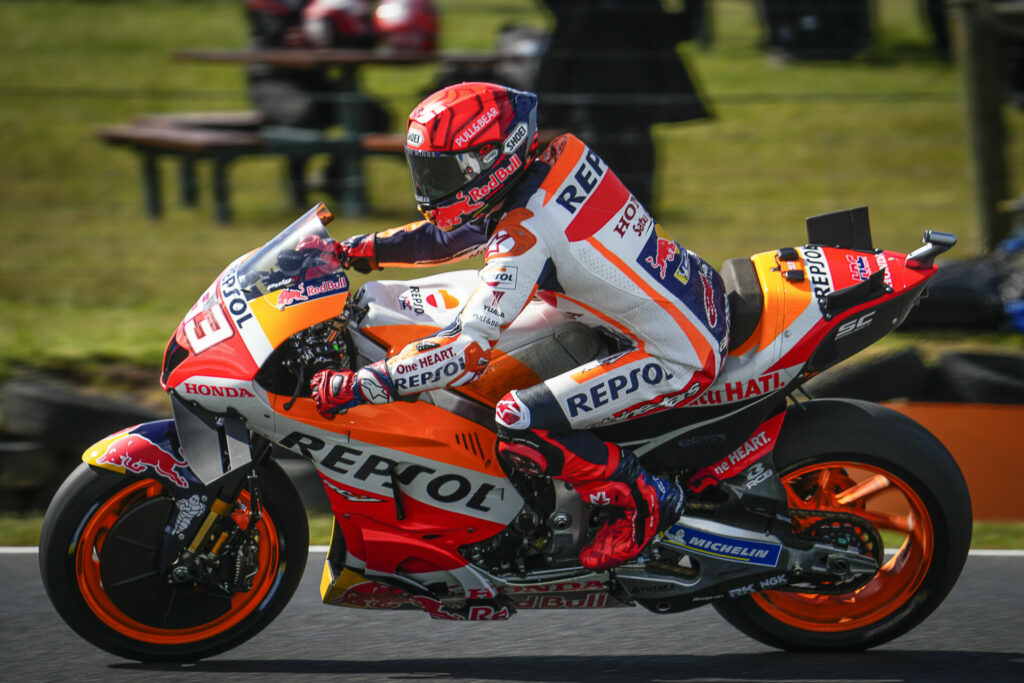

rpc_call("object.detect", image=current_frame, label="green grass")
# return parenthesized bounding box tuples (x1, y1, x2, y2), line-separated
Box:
(2, 0, 1023, 378)
(0, 515, 48, 547)
(2, 2, 1021, 553)
(3, 513, 1022, 549)
(971, 522, 1024, 550)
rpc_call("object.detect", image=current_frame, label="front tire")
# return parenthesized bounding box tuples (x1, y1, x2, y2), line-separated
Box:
(713, 399, 972, 651)
(39, 460, 309, 662)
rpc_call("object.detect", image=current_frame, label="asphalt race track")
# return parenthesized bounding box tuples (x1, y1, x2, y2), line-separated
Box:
(3, 549, 1022, 682)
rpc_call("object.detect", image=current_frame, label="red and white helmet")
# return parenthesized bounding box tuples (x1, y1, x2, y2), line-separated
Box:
(373, 0, 439, 52)
(405, 82, 539, 230)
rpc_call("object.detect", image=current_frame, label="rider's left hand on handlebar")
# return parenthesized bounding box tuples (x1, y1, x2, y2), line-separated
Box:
(337, 234, 377, 274)
(295, 234, 377, 274)
(310, 369, 362, 416)
(295, 234, 343, 271)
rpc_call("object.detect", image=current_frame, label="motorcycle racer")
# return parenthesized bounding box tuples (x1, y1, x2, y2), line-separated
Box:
(305, 82, 730, 570)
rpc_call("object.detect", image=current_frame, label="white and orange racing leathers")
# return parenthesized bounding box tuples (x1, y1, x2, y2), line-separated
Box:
(332, 133, 728, 568)
(353, 133, 730, 432)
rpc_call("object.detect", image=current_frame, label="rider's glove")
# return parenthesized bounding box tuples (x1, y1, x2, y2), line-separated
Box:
(310, 360, 394, 416)
(294, 234, 377, 274)
(337, 234, 377, 274)
(294, 234, 343, 272)
(310, 369, 361, 416)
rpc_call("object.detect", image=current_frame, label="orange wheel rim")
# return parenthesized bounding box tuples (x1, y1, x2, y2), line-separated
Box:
(75, 479, 281, 645)
(751, 461, 934, 633)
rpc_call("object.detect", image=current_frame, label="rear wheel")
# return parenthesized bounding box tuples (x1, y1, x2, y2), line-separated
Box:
(713, 399, 972, 651)
(39, 460, 308, 661)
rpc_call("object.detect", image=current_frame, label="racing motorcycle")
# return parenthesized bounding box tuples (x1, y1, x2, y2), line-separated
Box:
(39, 203, 972, 661)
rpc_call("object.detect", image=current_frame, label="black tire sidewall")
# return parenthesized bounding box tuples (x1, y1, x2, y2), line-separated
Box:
(39, 460, 309, 662)
(713, 399, 972, 652)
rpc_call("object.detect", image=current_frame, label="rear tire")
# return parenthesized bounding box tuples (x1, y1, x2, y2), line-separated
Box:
(39, 460, 308, 662)
(713, 399, 971, 651)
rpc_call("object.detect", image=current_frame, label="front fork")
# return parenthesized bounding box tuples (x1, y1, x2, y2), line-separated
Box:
(156, 395, 272, 593)
(168, 456, 266, 595)
(81, 400, 271, 595)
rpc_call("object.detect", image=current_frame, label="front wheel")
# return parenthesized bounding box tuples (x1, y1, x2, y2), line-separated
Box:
(713, 399, 972, 651)
(39, 460, 309, 662)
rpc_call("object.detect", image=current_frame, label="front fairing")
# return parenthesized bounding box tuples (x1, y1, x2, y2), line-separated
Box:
(161, 204, 349, 412)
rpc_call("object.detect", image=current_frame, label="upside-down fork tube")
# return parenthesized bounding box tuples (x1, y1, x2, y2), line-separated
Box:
(186, 498, 236, 554)
(81, 395, 262, 570)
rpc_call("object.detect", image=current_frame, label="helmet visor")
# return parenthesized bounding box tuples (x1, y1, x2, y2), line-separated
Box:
(406, 144, 500, 203)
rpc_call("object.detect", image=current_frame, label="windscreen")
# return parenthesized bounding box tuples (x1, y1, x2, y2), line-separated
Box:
(235, 205, 335, 297)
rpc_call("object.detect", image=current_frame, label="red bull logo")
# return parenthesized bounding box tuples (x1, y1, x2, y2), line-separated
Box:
(276, 284, 309, 309)
(428, 191, 485, 229)
(645, 238, 679, 280)
(91, 425, 190, 489)
(468, 153, 522, 203)
(306, 279, 345, 297)
(276, 276, 347, 310)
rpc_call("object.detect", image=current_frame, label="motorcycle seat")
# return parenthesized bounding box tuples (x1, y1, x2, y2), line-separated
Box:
(720, 257, 763, 351)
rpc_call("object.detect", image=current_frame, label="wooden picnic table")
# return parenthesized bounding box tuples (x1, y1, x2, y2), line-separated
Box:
(101, 48, 540, 223)
(171, 48, 524, 217)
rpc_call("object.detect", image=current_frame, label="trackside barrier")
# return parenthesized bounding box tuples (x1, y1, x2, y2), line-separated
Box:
(886, 402, 1024, 522)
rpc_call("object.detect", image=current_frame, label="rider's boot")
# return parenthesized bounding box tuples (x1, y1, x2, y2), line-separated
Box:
(574, 448, 685, 570)
(497, 433, 685, 570)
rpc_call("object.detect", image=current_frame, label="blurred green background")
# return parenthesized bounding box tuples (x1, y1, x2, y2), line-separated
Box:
(1, 0, 1023, 545)
(2, 0, 1022, 380)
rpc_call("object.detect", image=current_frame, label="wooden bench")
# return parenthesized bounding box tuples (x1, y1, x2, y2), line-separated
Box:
(99, 118, 564, 224)
(98, 123, 268, 223)
(99, 113, 386, 223)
